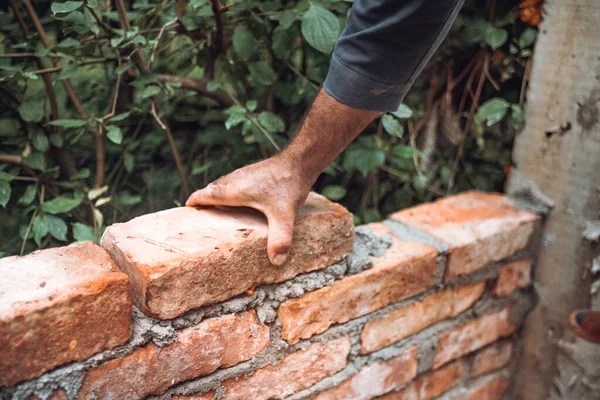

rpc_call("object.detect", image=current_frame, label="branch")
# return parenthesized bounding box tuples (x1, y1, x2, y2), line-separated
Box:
(155, 74, 233, 106)
(206, 0, 223, 79)
(149, 19, 178, 68)
(0, 154, 22, 164)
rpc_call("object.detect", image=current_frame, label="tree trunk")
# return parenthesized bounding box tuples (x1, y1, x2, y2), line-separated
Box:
(507, 1, 600, 399)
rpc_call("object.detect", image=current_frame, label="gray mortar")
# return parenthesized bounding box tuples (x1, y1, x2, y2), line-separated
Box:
(383, 220, 450, 253)
(506, 169, 555, 215)
(435, 368, 511, 400)
(583, 220, 600, 242)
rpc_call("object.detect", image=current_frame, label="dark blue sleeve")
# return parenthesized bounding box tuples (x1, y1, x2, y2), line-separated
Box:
(323, 0, 464, 112)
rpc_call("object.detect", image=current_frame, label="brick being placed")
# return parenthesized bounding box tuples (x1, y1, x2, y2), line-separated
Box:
(102, 192, 354, 319)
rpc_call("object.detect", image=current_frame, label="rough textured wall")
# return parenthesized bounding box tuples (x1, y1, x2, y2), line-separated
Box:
(0, 191, 539, 400)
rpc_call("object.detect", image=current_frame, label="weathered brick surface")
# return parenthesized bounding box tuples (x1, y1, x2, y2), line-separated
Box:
(389, 191, 537, 281)
(176, 337, 351, 400)
(314, 346, 418, 400)
(279, 223, 438, 343)
(433, 307, 518, 369)
(76, 311, 269, 399)
(102, 192, 353, 319)
(361, 281, 486, 354)
(493, 259, 532, 297)
(0, 242, 131, 386)
(381, 360, 464, 400)
(467, 377, 509, 400)
(471, 340, 513, 376)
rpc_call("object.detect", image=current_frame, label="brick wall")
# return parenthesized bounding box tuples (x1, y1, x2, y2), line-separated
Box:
(0, 191, 539, 400)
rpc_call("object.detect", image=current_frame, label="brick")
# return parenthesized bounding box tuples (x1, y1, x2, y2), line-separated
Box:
(76, 310, 269, 399)
(0, 242, 131, 386)
(101, 192, 353, 319)
(380, 360, 464, 400)
(279, 223, 438, 343)
(176, 337, 351, 400)
(493, 259, 532, 298)
(433, 307, 518, 369)
(471, 340, 513, 376)
(314, 345, 418, 400)
(361, 281, 486, 354)
(389, 191, 537, 281)
(467, 377, 509, 400)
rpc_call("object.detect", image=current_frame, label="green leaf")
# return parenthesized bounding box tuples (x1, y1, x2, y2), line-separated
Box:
(72, 222, 95, 242)
(49, 133, 64, 148)
(477, 98, 509, 126)
(246, 100, 258, 112)
(518, 27, 537, 48)
(362, 208, 382, 224)
(511, 104, 526, 131)
(279, 10, 297, 29)
(23, 152, 46, 171)
(123, 152, 134, 173)
(0, 181, 10, 208)
(142, 85, 161, 99)
(248, 62, 277, 86)
(225, 113, 246, 130)
(32, 131, 50, 152)
(56, 64, 77, 81)
(382, 114, 404, 137)
(206, 80, 221, 91)
(462, 18, 490, 44)
(70, 168, 90, 180)
(115, 63, 130, 74)
(233, 26, 256, 59)
(484, 26, 508, 50)
(18, 185, 37, 206)
(56, 37, 81, 48)
(301, 5, 340, 53)
(32, 214, 49, 246)
(88, 185, 108, 201)
(0, 171, 16, 182)
(106, 126, 123, 144)
(392, 144, 422, 159)
(47, 215, 68, 241)
(41, 196, 82, 214)
(51, 1, 84, 14)
(258, 111, 285, 133)
(18, 99, 45, 122)
(119, 194, 142, 206)
(108, 112, 129, 122)
(321, 185, 347, 201)
(343, 146, 385, 176)
(392, 104, 413, 119)
(48, 119, 88, 128)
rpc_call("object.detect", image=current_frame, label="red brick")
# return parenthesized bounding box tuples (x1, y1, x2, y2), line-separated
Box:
(101, 192, 353, 319)
(493, 259, 532, 298)
(176, 337, 351, 400)
(380, 360, 464, 400)
(278, 223, 438, 343)
(0, 242, 131, 386)
(389, 191, 537, 281)
(433, 307, 518, 369)
(361, 281, 486, 354)
(314, 345, 418, 400)
(76, 310, 269, 399)
(472, 340, 513, 376)
(467, 377, 509, 400)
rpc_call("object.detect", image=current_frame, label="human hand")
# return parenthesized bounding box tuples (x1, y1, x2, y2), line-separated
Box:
(185, 154, 313, 266)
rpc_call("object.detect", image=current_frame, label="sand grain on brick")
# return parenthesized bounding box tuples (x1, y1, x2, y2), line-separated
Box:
(102, 192, 353, 319)
(493, 259, 532, 297)
(390, 191, 537, 280)
(77, 311, 269, 399)
(0, 242, 131, 386)
(279, 223, 438, 343)
(472, 340, 513, 376)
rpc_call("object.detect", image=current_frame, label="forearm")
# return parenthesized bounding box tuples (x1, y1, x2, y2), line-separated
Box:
(281, 89, 380, 183)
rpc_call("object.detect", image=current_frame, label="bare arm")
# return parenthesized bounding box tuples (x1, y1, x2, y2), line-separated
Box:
(186, 90, 379, 265)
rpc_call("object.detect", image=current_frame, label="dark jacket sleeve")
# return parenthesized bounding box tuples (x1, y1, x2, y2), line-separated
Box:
(323, 0, 464, 112)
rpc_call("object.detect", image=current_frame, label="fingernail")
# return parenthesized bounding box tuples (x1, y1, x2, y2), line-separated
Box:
(575, 311, 588, 326)
(272, 253, 287, 266)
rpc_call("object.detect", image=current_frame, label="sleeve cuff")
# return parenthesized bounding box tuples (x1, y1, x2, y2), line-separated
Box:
(323, 55, 411, 113)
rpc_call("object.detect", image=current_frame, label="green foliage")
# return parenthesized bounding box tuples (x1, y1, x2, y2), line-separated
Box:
(0, 0, 536, 256)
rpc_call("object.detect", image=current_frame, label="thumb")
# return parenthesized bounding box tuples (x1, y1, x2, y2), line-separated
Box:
(265, 211, 295, 266)
(186, 184, 232, 207)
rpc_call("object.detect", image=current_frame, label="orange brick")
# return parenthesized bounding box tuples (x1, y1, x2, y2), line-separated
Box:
(278, 223, 438, 343)
(493, 259, 532, 297)
(76, 311, 269, 399)
(381, 360, 464, 400)
(102, 192, 353, 319)
(0, 243, 131, 386)
(433, 307, 518, 369)
(467, 377, 509, 400)
(361, 281, 486, 354)
(177, 337, 351, 400)
(389, 191, 537, 281)
(472, 340, 513, 376)
(314, 346, 418, 400)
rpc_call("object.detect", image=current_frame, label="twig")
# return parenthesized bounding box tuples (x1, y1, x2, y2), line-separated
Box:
(520, 56, 532, 107)
(150, 19, 178, 68)
(0, 154, 22, 164)
(151, 101, 191, 196)
(27, 59, 107, 75)
(176, 0, 186, 20)
(483, 56, 500, 91)
(0, 52, 36, 58)
(206, 0, 224, 79)
(156, 74, 233, 106)
(21, 208, 38, 255)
